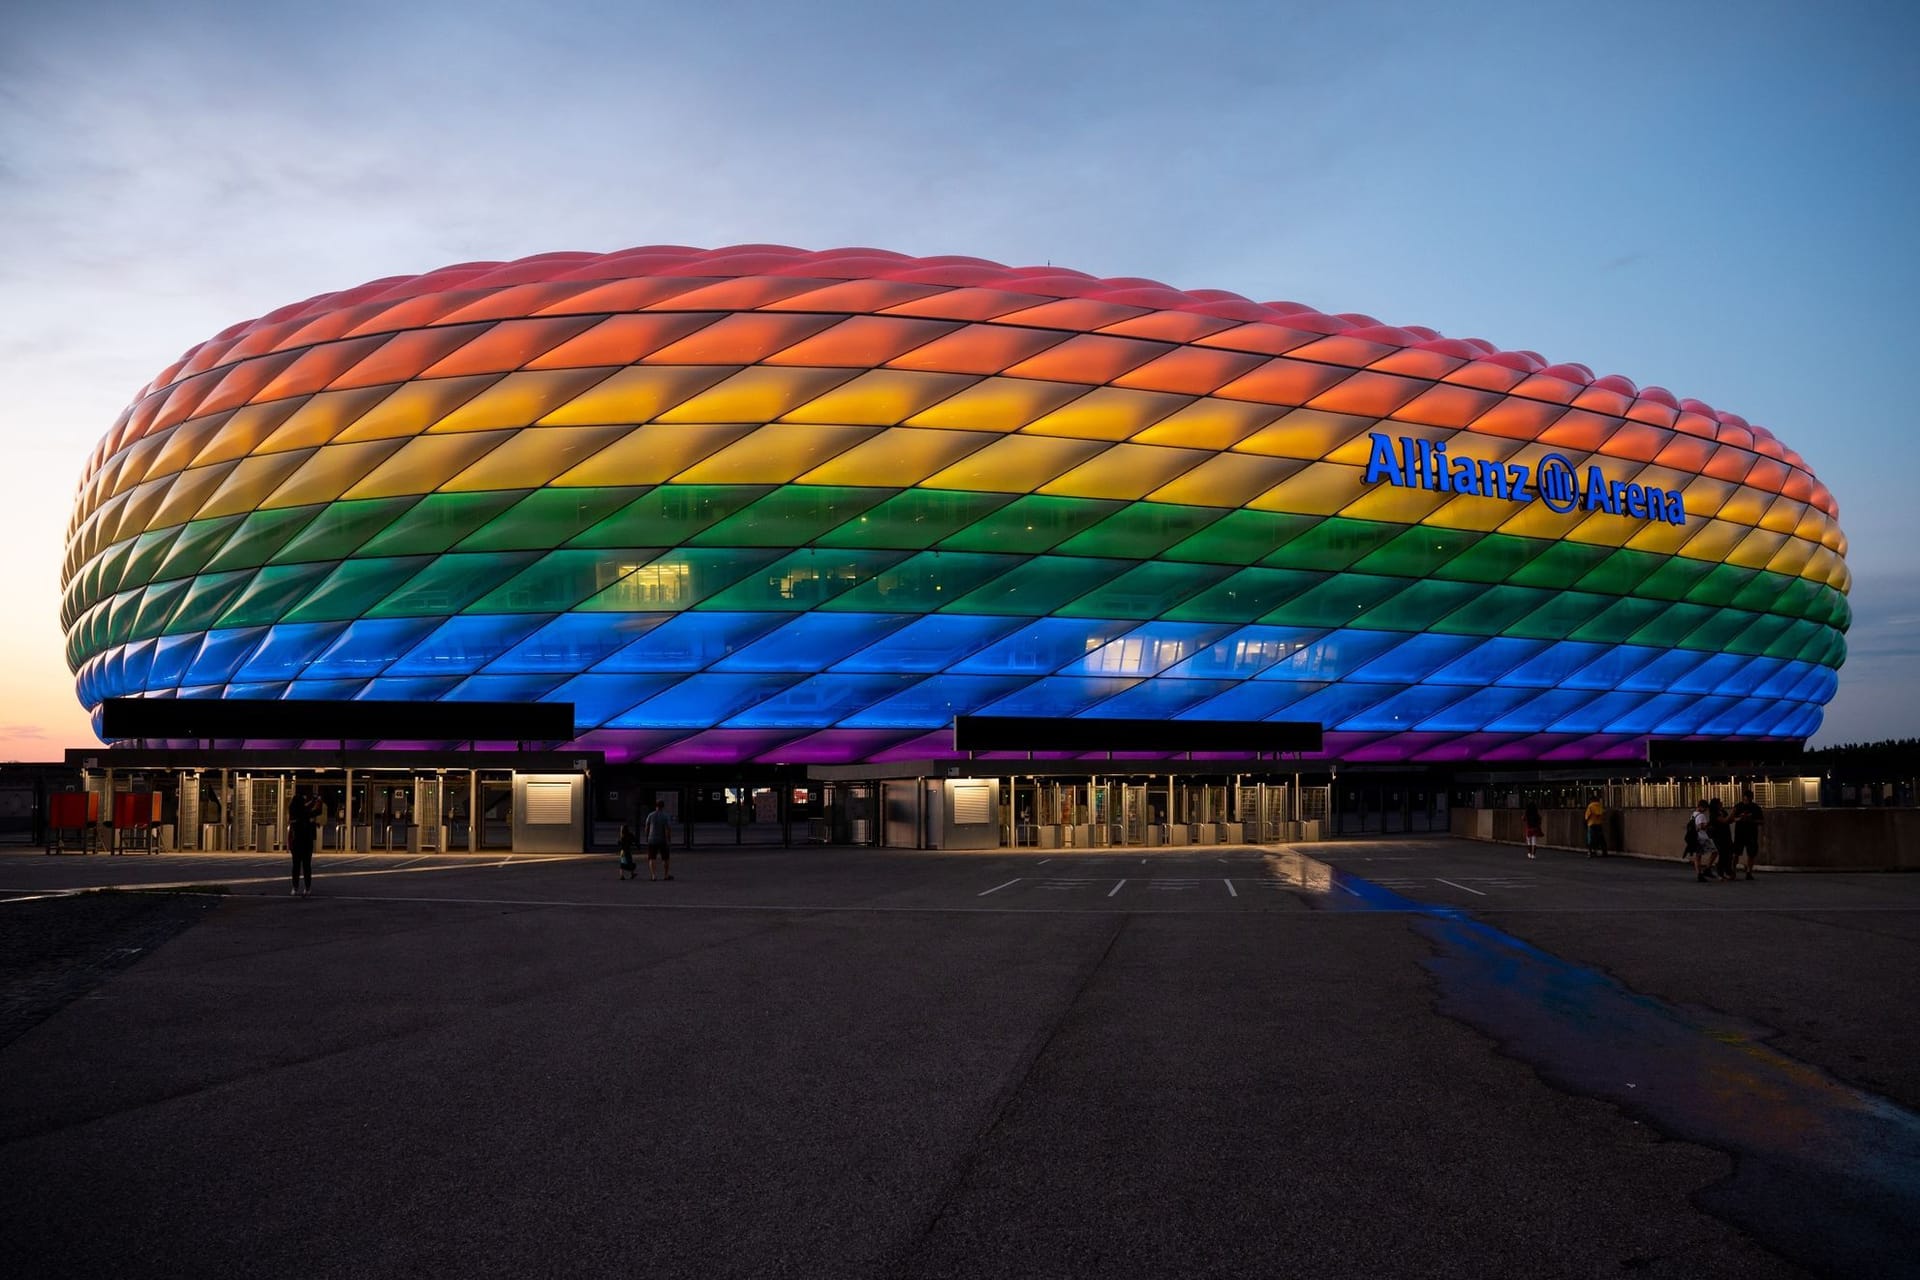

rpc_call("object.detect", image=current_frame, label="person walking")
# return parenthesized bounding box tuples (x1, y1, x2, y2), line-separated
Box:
(1686, 799, 1717, 882)
(1731, 787, 1763, 880)
(1583, 796, 1608, 858)
(644, 800, 674, 881)
(1522, 803, 1542, 859)
(288, 789, 318, 897)
(615, 823, 639, 880)
(1707, 797, 1736, 881)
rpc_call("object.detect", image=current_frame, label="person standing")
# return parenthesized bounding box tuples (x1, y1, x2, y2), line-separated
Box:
(615, 823, 639, 880)
(1707, 797, 1736, 881)
(1522, 803, 1542, 859)
(644, 800, 674, 881)
(1583, 796, 1608, 858)
(1686, 799, 1717, 882)
(288, 789, 318, 897)
(1731, 787, 1763, 880)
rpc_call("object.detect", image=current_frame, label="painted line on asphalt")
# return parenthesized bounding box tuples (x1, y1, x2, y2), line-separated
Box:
(978, 878, 1020, 897)
(1109, 878, 1127, 897)
(1225, 879, 1238, 897)
(1434, 878, 1489, 896)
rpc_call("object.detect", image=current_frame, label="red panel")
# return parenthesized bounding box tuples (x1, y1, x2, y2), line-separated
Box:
(254, 336, 392, 401)
(640, 313, 841, 365)
(1465, 397, 1565, 441)
(1307, 370, 1427, 418)
(647, 276, 833, 311)
(1192, 323, 1319, 356)
(1442, 361, 1528, 393)
(417, 316, 604, 378)
(1652, 434, 1715, 472)
(1366, 347, 1467, 379)
(532, 276, 720, 315)
(1001, 334, 1173, 383)
(1593, 421, 1672, 464)
(1744, 456, 1790, 494)
(1097, 310, 1239, 343)
(1389, 384, 1501, 429)
(1536, 409, 1622, 453)
(437, 281, 602, 324)
(882, 287, 1049, 321)
(995, 298, 1150, 332)
(524, 314, 720, 368)
(886, 323, 1068, 375)
(755, 316, 961, 367)
(1279, 335, 1401, 368)
(331, 324, 493, 388)
(1702, 444, 1756, 484)
(760, 279, 948, 314)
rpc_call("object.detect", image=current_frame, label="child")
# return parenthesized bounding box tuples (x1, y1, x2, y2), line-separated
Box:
(616, 823, 638, 880)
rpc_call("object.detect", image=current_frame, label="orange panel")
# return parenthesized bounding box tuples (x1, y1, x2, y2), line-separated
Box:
(334, 375, 500, 442)
(277, 301, 392, 353)
(1306, 371, 1427, 418)
(1463, 397, 1564, 442)
(523, 313, 718, 369)
(1130, 398, 1280, 450)
(778, 370, 978, 426)
(1744, 456, 1789, 494)
(535, 365, 734, 427)
(419, 316, 605, 378)
(531, 275, 718, 315)
(146, 414, 233, 481)
(1572, 385, 1633, 416)
(1702, 445, 1755, 484)
(331, 324, 491, 389)
(254, 336, 390, 403)
(193, 353, 299, 417)
(902, 377, 1088, 433)
(887, 323, 1067, 375)
(641, 313, 841, 365)
(1535, 409, 1620, 453)
(1652, 434, 1714, 472)
(1389, 383, 1501, 429)
(1098, 311, 1238, 343)
(1212, 358, 1349, 407)
(881, 287, 1049, 322)
(760, 279, 947, 314)
(644, 276, 829, 311)
(188, 399, 313, 467)
(426, 369, 621, 434)
(1277, 335, 1398, 368)
(1624, 399, 1679, 428)
(1001, 334, 1173, 384)
(257, 387, 397, 454)
(1672, 411, 1718, 439)
(1779, 469, 1815, 503)
(993, 298, 1147, 332)
(1111, 347, 1271, 397)
(1192, 323, 1318, 357)
(1508, 373, 1584, 405)
(1593, 421, 1670, 464)
(1441, 362, 1528, 393)
(1020, 387, 1192, 440)
(1367, 347, 1467, 379)
(436, 281, 601, 325)
(761, 316, 961, 368)
(1715, 423, 1755, 450)
(261, 439, 409, 508)
(346, 290, 489, 337)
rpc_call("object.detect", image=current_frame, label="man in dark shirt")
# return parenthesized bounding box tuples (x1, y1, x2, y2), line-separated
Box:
(1730, 787, 1763, 880)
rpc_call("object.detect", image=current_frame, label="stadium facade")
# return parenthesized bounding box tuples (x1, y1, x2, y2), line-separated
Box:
(63, 245, 1848, 774)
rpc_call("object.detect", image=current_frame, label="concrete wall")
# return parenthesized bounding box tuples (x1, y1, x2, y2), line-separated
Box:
(1452, 806, 1920, 871)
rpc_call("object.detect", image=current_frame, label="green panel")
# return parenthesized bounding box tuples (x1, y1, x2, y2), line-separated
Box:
(94, 539, 138, 598)
(457, 487, 646, 552)
(1432, 584, 1551, 636)
(1728, 568, 1794, 616)
(1684, 563, 1760, 608)
(576, 548, 784, 612)
(819, 551, 1017, 613)
(120, 526, 184, 591)
(1821, 589, 1852, 630)
(938, 495, 1125, 555)
(1258, 573, 1409, 627)
(273, 497, 420, 563)
(1725, 611, 1793, 657)
(1680, 605, 1767, 654)
(1056, 503, 1229, 561)
(1261, 518, 1401, 572)
(468, 548, 664, 614)
(1352, 527, 1484, 580)
(1057, 562, 1234, 619)
(129, 578, 191, 640)
(105, 590, 141, 647)
(162, 570, 255, 635)
(1760, 617, 1821, 661)
(217, 562, 338, 627)
(151, 515, 246, 583)
(1811, 629, 1847, 666)
(358, 491, 525, 557)
(1573, 548, 1666, 598)
(687, 485, 895, 548)
(1161, 509, 1320, 566)
(1632, 555, 1716, 602)
(283, 557, 436, 622)
(1164, 567, 1328, 623)
(1507, 541, 1615, 590)
(1352, 579, 1486, 632)
(1570, 596, 1675, 645)
(201, 506, 324, 573)
(943, 556, 1132, 616)
(1625, 601, 1716, 648)
(814, 489, 1017, 551)
(698, 549, 909, 612)
(367, 552, 542, 618)
(569, 485, 769, 549)
(1505, 590, 1614, 641)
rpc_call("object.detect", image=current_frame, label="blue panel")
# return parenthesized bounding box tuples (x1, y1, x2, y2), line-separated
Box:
(840, 674, 1032, 729)
(1413, 685, 1542, 732)
(1348, 634, 1484, 685)
(354, 677, 460, 702)
(593, 613, 789, 673)
(724, 673, 921, 728)
(977, 676, 1142, 717)
(388, 614, 551, 677)
(1562, 644, 1663, 691)
(226, 682, 290, 700)
(1600, 692, 1694, 734)
(1178, 681, 1325, 721)
(1669, 652, 1753, 695)
(283, 679, 371, 700)
(1651, 695, 1720, 735)
(488, 613, 673, 675)
(235, 623, 349, 682)
(1500, 641, 1611, 689)
(832, 614, 1026, 673)
(1257, 630, 1407, 682)
(1283, 682, 1406, 728)
(98, 648, 128, 700)
(542, 673, 683, 728)
(1341, 684, 1477, 731)
(1485, 688, 1604, 733)
(1546, 690, 1647, 734)
(1161, 625, 1324, 679)
(1778, 704, 1823, 738)
(306, 617, 442, 679)
(714, 613, 914, 673)
(612, 673, 801, 728)
(953, 618, 1141, 676)
(1698, 696, 1770, 736)
(1781, 665, 1836, 702)
(1615, 647, 1712, 693)
(1084, 678, 1237, 719)
(122, 638, 157, 691)
(1061, 622, 1236, 678)
(146, 633, 204, 689)
(184, 627, 269, 686)
(1744, 659, 1798, 699)
(1426, 637, 1548, 687)
(446, 674, 567, 703)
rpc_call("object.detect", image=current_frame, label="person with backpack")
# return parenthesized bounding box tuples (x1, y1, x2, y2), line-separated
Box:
(615, 823, 639, 880)
(644, 800, 674, 881)
(1686, 800, 1718, 882)
(1583, 796, 1608, 858)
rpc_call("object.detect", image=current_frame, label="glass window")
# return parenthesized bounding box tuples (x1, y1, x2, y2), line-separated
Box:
(569, 485, 770, 548)
(592, 612, 789, 673)
(1258, 630, 1407, 682)
(1062, 621, 1237, 678)
(697, 549, 907, 612)
(469, 549, 665, 614)
(830, 614, 1025, 673)
(689, 485, 895, 547)
(814, 488, 1016, 550)
(937, 494, 1125, 554)
(1057, 561, 1232, 619)
(952, 617, 1139, 675)
(576, 547, 785, 612)
(457, 487, 645, 552)
(945, 556, 1131, 616)
(1260, 518, 1400, 572)
(1159, 624, 1321, 679)
(820, 551, 1014, 613)
(1165, 567, 1327, 624)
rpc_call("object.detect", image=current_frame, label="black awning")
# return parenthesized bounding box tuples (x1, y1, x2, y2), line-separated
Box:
(100, 698, 574, 743)
(952, 716, 1321, 753)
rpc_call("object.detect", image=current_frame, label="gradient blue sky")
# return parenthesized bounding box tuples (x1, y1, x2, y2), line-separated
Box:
(2, 0, 1914, 756)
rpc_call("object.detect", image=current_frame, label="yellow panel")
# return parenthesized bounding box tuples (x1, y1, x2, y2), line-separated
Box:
(1676, 519, 1747, 564)
(1019, 388, 1193, 441)
(1679, 476, 1737, 521)
(1130, 397, 1281, 451)
(919, 435, 1106, 493)
(1233, 409, 1380, 462)
(537, 365, 736, 426)
(439, 425, 632, 493)
(1623, 519, 1696, 556)
(550, 423, 757, 487)
(1714, 485, 1771, 528)
(1038, 443, 1211, 501)
(654, 367, 856, 425)
(332, 376, 500, 443)
(780, 370, 977, 426)
(1560, 510, 1640, 548)
(1493, 499, 1586, 541)
(1322, 421, 1492, 468)
(187, 399, 310, 468)
(1337, 478, 1454, 524)
(194, 451, 316, 520)
(148, 462, 239, 529)
(145, 415, 233, 486)
(255, 387, 395, 455)
(1724, 527, 1790, 570)
(1244, 462, 1364, 517)
(424, 369, 614, 435)
(1624, 463, 1692, 494)
(1757, 495, 1806, 535)
(1144, 453, 1303, 508)
(108, 480, 171, 546)
(672, 424, 881, 484)
(901, 377, 1087, 433)
(106, 432, 170, 498)
(1763, 536, 1816, 578)
(1420, 492, 1528, 533)
(1792, 508, 1833, 543)
(261, 440, 409, 509)
(795, 427, 992, 487)
(344, 431, 516, 500)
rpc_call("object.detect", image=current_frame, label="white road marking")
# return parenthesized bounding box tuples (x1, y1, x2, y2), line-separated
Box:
(1339, 883, 1362, 897)
(1037, 858, 1051, 865)
(1109, 879, 1126, 897)
(1434, 878, 1488, 896)
(979, 878, 1020, 897)
(1224, 879, 1238, 897)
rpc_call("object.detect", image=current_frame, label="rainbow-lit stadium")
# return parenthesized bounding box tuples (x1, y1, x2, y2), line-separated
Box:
(63, 245, 1848, 767)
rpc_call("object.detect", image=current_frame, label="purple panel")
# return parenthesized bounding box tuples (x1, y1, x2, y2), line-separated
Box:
(755, 728, 923, 763)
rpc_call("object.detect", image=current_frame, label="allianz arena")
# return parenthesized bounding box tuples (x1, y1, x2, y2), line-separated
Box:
(62, 245, 1849, 764)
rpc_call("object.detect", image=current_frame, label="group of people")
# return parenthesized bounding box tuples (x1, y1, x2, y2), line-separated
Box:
(1518, 798, 1614, 859)
(616, 800, 676, 881)
(1686, 788, 1764, 882)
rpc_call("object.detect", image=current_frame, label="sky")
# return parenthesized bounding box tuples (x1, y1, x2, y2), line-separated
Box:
(1, 0, 1915, 758)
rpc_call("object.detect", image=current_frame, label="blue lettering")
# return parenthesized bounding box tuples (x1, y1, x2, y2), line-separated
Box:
(1624, 483, 1645, 518)
(1451, 457, 1481, 496)
(1479, 458, 1507, 499)
(1432, 440, 1452, 492)
(1507, 463, 1533, 503)
(1416, 438, 1435, 491)
(1364, 433, 1405, 486)
(1583, 466, 1610, 513)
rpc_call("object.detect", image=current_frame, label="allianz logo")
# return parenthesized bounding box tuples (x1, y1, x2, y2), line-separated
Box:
(1362, 432, 1688, 525)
